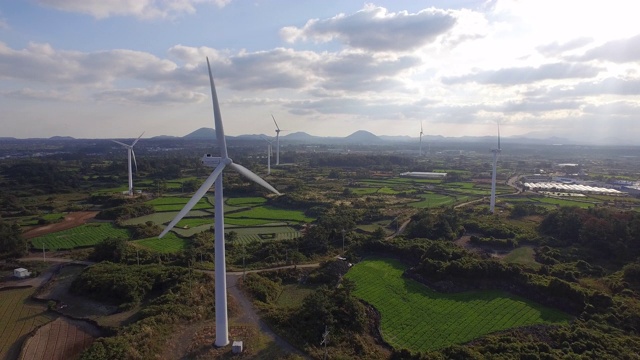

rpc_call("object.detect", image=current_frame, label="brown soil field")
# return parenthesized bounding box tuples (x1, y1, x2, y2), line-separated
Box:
(18, 317, 100, 360)
(23, 212, 99, 240)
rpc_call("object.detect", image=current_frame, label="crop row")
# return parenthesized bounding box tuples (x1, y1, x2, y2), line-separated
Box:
(30, 223, 130, 250)
(345, 258, 570, 353)
(134, 232, 190, 253)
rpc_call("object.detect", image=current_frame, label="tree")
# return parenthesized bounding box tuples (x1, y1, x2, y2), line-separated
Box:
(0, 221, 26, 259)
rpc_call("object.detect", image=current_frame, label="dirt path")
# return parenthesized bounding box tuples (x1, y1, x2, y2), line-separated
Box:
(23, 211, 99, 239)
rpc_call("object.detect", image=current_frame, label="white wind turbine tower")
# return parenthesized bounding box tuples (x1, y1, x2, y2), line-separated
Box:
(261, 136, 273, 175)
(419, 121, 424, 156)
(112, 132, 144, 196)
(271, 114, 286, 165)
(489, 123, 502, 214)
(159, 58, 280, 347)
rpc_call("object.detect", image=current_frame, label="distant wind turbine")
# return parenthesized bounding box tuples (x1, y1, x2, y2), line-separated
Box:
(490, 123, 501, 213)
(271, 114, 287, 165)
(419, 121, 424, 156)
(159, 58, 280, 347)
(112, 132, 144, 196)
(261, 136, 273, 175)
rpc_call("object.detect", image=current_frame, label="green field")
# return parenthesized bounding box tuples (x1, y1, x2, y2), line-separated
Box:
(146, 196, 214, 212)
(0, 287, 56, 360)
(226, 206, 314, 223)
(226, 197, 267, 207)
(134, 232, 190, 253)
(409, 193, 460, 208)
(233, 226, 302, 244)
(30, 223, 131, 250)
(345, 258, 571, 352)
(502, 246, 540, 269)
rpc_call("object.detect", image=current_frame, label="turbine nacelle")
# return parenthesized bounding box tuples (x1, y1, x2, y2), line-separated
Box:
(202, 154, 223, 168)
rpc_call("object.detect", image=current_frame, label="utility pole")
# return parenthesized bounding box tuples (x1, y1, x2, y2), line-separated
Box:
(242, 245, 246, 281)
(42, 243, 46, 262)
(136, 249, 140, 266)
(320, 325, 329, 360)
(341, 229, 346, 254)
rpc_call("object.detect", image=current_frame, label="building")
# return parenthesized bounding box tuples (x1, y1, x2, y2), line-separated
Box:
(13, 268, 30, 278)
(399, 172, 448, 179)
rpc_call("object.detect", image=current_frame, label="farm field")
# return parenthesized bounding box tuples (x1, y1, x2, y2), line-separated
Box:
(345, 258, 571, 353)
(409, 193, 462, 208)
(0, 287, 56, 360)
(146, 196, 214, 212)
(30, 223, 130, 250)
(134, 232, 190, 253)
(121, 210, 212, 226)
(19, 317, 100, 360)
(226, 206, 314, 224)
(274, 284, 316, 309)
(233, 226, 302, 244)
(502, 246, 540, 269)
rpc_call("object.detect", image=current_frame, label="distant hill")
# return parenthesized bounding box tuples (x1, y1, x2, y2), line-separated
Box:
(151, 135, 179, 140)
(49, 136, 75, 140)
(283, 132, 319, 141)
(379, 135, 413, 142)
(344, 130, 382, 143)
(183, 127, 216, 139)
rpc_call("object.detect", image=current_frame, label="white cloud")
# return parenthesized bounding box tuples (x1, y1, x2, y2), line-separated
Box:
(35, 0, 231, 19)
(94, 86, 207, 104)
(280, 5, 459, 52)
(442, 63, 602, 86)
(576, 34, 640, 63)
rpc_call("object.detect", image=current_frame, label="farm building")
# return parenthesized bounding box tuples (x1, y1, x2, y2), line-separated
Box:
(13, 268, 30, 278)
(400, 172, 447, 179)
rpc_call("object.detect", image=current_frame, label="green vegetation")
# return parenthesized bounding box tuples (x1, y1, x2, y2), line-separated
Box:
(226, 206, 314, 223)
(30, 223, 130, 250)
(134, 232, 190, 253)
(345, 258, 570, 352)
(146, 196, 213, 212)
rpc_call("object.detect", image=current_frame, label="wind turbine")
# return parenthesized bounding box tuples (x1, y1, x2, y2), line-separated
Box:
(419, 121, 424, 156)
(489, 123, 501, 214)
(260, 136, 273, 175)
(112, 132, 144, 196)
(159, 58, 280, 347)
(271, 114, 286, 165)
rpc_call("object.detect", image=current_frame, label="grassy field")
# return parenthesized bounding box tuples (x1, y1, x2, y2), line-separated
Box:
(409, 193, 461, 208)
(345, 258, 571, 353)
(30, 223, 130, 250)
(226, 197, 267, 207)
(274, 284, 316, 308)
(502, 246, 541, 269)
(233, 226, 302, 244)
(133, 232, 190, 253)
(226, 206, 314, 223)
(146, 196, 214, 212)
(0, 287, 56, 360)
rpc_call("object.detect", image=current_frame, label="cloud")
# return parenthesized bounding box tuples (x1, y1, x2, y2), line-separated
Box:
(0, 17, 8, 30)
(543, 77, 640, 98)
(442, 63, 602, 85)
(582, 101, 640, 116)
(94, 86, 206, 104)
(576, 34, 640, 63)
(536, 37, 593, 56)
(281, 5, 457, 52)
(35, 0, 231, 19)
(1, 88, 76, 101)
(495, 99, 581, 113)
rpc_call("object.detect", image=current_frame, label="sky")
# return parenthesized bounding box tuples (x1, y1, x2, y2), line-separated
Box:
(1, 0, 639, 144)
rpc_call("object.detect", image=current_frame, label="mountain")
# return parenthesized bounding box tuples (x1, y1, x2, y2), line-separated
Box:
(379, 135, 413, 142)
(344, 130, 382, 143)
(49, 136, 75, 140)
(283, 132, 319, 141)
(183, 127, 216, 139)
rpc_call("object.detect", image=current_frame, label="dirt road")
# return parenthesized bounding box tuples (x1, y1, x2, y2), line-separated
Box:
(23, 211, 99, 239)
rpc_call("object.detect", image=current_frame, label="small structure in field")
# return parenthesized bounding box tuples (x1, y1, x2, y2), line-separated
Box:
(14, 268, 30, 278)
(232, 341, 243, 354)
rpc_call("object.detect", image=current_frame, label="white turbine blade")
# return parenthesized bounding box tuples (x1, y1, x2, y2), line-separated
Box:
(131, 131, 145, 147)
(132, 149, 138, 173)
(206, 57, 228, 159)
(229, 163, 280, 195)
(271, 114, 280, 131)
(111, 140, 129, 147)
(159, 163, 226, 238)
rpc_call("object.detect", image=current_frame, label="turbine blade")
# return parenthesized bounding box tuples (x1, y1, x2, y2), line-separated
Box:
(420, 120, 423, 134)
(131, 131, 145, 147)
(271, 114, 280, 130)
(111, 140, 129, 147)
(132, 149, 138, 173)
(159, 162, 226, 238)
(206, 57, 228, 159)
(229, 162, 280, 195)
